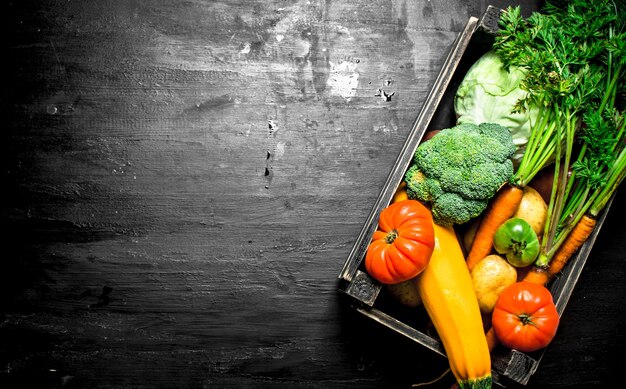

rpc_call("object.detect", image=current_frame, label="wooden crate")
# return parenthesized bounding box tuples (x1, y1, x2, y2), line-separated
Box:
(337, 5, 612, 387)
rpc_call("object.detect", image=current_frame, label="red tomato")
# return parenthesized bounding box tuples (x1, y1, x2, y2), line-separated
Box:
(365, 200, 435, 284)
(492, 281, 560, 352)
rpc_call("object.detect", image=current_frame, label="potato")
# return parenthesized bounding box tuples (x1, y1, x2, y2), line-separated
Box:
(385, 279, 421, 307)
(471, 254, 517, 314)
(513, 186, 548, 236)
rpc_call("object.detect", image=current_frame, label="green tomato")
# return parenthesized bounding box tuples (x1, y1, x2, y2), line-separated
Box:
(493, 217, 540, 267)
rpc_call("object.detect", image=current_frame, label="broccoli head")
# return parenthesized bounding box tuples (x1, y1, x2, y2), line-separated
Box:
(405, 122, 515, 226)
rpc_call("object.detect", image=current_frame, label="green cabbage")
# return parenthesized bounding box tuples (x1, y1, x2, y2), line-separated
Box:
(454, 51, 538, 164)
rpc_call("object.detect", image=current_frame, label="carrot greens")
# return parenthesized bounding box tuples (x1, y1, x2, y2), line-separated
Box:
(493, 0, 625, 268)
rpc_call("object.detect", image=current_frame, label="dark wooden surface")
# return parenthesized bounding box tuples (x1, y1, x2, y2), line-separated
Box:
(3, 1, 624, 388)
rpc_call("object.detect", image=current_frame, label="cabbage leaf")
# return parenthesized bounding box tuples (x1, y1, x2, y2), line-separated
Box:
(454, 51, 538, 164)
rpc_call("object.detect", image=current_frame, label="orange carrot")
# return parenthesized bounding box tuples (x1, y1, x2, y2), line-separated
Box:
(547, 214, 597, 277)
(523, 214, 597, 285)
(522, 266, 550, 285)
(466, 183, 524, 271)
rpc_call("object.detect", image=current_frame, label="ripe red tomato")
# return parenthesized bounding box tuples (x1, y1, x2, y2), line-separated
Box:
(365, 200, 435, 284)
(492, 281, 560, 352)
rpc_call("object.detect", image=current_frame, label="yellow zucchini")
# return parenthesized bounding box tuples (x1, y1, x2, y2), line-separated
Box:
(415, 223, 492, 389)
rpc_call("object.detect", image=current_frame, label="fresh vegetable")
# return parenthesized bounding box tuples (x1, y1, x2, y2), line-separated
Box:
(512, 186, 548, 236)
(498, 0, 626, 281)
(467, 0, 626, 273)
(351, 2, 626, 380)
(415, 222, 492, 389)
(523, 214, 597, 285)
(492, 281, 560, 352)
(455, 50, 537, 164)
(493, 218, 540, 268)
(527, 121, 625, 281)
(365, 200, 435, 284)
(471, 254, 518, 314)
(385, 279, 421, 307)
(465, 184, 524, 271)
(383, 187, 423, 306)
(404, 122, 516, 226)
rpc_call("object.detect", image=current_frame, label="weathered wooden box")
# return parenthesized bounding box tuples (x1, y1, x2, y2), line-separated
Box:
(337, 6, 612, 387)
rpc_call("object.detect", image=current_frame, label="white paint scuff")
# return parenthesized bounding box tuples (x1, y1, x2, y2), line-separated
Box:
(239, 43, 251, 55)
(327, 61, 359, 101)
(274, 141, 286, 160)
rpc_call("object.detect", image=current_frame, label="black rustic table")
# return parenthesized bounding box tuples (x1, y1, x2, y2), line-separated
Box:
(3, 1, 624, 388)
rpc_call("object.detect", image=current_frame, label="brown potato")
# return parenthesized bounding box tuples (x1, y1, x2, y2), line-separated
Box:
(471, 254, 518, 314)
(513, 186, 548, 236)
(385, 279, 421, 307)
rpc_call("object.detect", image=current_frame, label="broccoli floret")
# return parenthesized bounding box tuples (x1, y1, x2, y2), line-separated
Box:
(404, 122, 515, 226)
(431, 193, 488, 226)
(404, 165, 444, 202)
(476, 122, 520, 155)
